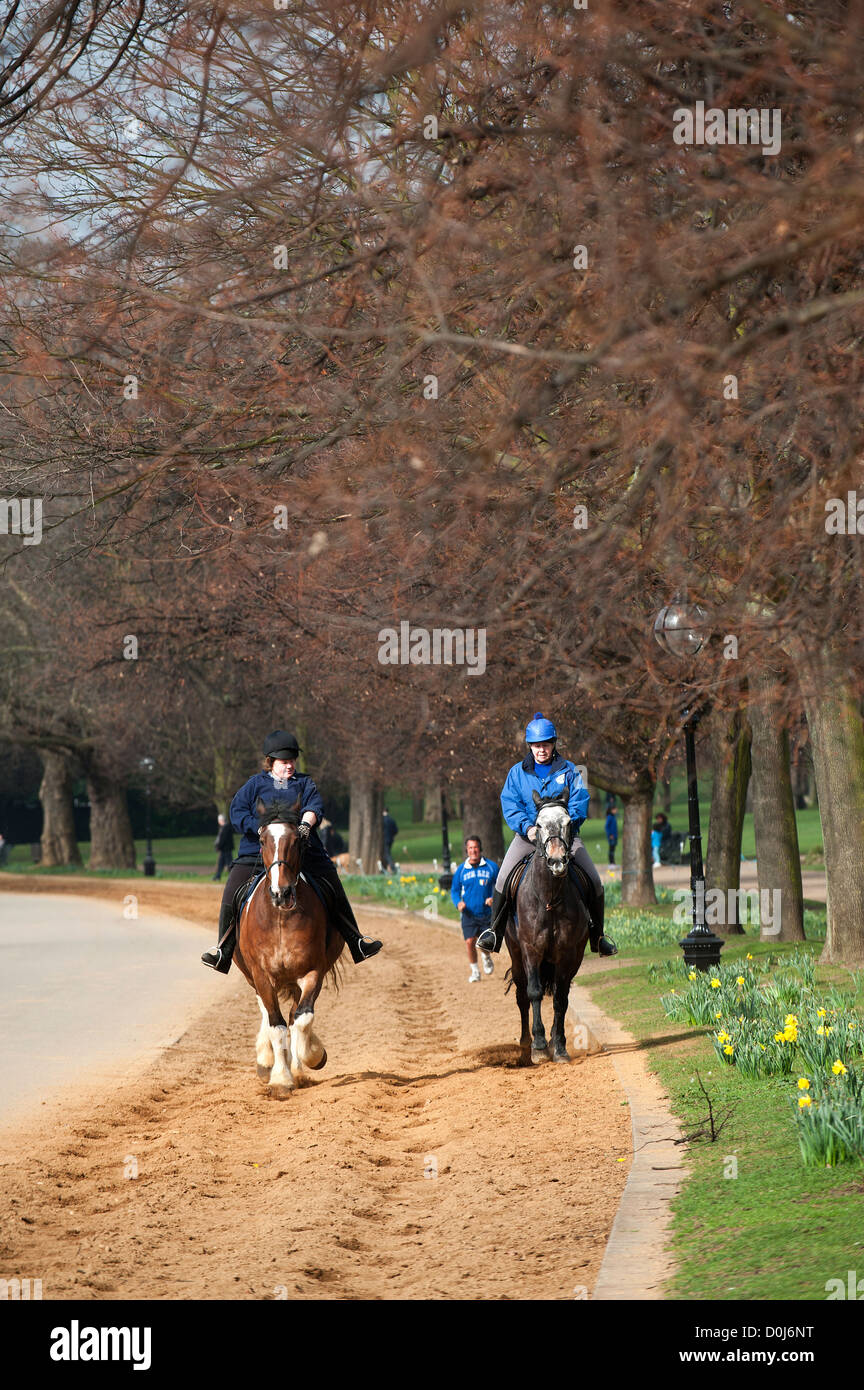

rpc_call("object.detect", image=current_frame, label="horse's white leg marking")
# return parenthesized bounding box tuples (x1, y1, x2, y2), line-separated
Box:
(293, 1009, 324, 1068)
(268, 1023, 293, 1088)
(256, 995, 274, 1069)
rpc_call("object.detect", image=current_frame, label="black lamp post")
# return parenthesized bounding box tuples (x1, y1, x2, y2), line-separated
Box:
(438, 787, 453, 893)
(140, 756, 156, 877)
(653, 601, 723, 971)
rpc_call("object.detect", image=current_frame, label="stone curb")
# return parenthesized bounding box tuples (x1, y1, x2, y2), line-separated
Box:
(568, 981, 685, 1300)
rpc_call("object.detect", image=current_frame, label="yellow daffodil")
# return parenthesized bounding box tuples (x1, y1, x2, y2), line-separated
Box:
(849, 1022, 857, 1031)
(817, 1008, 826, 1018)
(774, 1032, 785, 1043)
(710, 979, 721, 989)
(688, 971, 697, 981)
(723, 1045, 734, 1055)
(797, 1077, 810, 1090)
(746, 953, 753, 960)
(785, 1014, 798, 1027)
(717, 1031, 731, 1043)
(798, 1096, 812, 1108)
(832, 1061, 847, 1075)
(736, 976, 745, 985)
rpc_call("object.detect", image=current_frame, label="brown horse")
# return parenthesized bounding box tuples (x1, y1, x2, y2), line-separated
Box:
(506, 790, 591, 1065)
(232, 798, 343, 1095)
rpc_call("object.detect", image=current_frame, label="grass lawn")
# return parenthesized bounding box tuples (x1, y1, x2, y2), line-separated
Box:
(577, 933, 864, 1300)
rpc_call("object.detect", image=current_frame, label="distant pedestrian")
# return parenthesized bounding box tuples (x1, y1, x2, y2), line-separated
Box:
(381, 807, 399, 872)
(651, 812, 667, 868)
(212, 813, 234, 881)
(0, 833, 8, 868)
(451, 837, 499, 983)
(605, 806, 618, 865)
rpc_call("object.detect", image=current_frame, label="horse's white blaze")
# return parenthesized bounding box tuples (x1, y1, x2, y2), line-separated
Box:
(268, 824, 288, 894)
(268, 1023, 293, 1087)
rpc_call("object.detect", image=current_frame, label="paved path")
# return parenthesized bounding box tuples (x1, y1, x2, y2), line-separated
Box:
(0, 893, 215, 1126)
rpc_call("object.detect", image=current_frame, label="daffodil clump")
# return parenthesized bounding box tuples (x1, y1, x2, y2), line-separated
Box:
(342, 872, 445, 912)
(709, 1014, 799, 1078)
(794, 1065, 864, 1168)
(661, 956, 764, 1028)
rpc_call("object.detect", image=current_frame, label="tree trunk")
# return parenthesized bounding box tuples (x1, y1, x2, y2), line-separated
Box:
(748, 668, 804, 942)
(411, 794, 424, 822)
(621, 783, 656, 906)
(660, 776, 672, 815)
(790, 635, 864, 965)
(39, 749, 82, 867)
(86, 764, 137, 870)
(348, 772, 384, 875)
(706, 708, 752, 934)
(461, 780, 505, 864)
(423, 780, 439, 822)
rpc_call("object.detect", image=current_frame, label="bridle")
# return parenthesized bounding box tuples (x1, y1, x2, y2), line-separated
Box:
(535, 816, 572, 871)
(260, 827, 303, 910)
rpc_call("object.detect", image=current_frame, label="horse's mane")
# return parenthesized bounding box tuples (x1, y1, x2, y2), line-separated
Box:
(257, 796, 301, 827)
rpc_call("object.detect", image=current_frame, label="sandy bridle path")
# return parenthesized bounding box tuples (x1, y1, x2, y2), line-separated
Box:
(0, 878, 631, 1300)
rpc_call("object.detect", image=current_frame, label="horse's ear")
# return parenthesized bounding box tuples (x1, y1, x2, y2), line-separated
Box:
(558, 788, 569, 805)
(532, 790, 542, 807)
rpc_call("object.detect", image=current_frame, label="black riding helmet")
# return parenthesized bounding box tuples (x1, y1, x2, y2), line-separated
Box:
(263, 729, 301, 759)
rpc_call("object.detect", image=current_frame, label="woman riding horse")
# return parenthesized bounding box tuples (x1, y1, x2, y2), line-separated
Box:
(476, 713, 617, 957)
(201, 729, 382, 972)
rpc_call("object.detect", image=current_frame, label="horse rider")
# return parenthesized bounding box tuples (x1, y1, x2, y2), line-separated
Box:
(475, 713, 618, 957)
(201, 730, 383, 972)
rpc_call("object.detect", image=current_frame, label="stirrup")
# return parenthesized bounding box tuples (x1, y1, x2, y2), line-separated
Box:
(356, 936, 383, 960)
(475, 926, 497, 952)
(202, 947, 230, 973)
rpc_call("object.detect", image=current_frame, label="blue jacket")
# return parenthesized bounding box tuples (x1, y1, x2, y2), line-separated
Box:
(605, 811, 618, 841)
(230, 770, 325, 859)
(500, 754, 589, 839)
(451, 857, 499, 917)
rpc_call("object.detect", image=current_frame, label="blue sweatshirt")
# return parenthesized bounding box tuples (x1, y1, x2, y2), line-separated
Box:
(230, 770, 325, 858)
(451, 857, 499, 917)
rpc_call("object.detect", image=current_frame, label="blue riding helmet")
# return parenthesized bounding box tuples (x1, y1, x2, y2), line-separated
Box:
(525, 712, 557, 743)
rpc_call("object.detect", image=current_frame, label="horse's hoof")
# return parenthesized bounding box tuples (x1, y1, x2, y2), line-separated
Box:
(256, 1063, 272, 1081)
(531, 1047, 550, 1064)
(553, 1050, 571, 1064)
(308, 1047, 328, 1071)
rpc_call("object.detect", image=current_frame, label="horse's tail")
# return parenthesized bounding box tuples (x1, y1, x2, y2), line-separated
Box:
(540, 960, 556, 998)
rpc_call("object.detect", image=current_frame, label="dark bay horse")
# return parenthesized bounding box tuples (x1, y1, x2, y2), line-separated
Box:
(233, 798, 343, 1095)
(506, 789, 591, 1065)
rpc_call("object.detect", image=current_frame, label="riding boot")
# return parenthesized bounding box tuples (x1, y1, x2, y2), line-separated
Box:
(582, 879, 618, 956)
(201, 900, 236, 973)
(323, 871, 383, 964)
(476, 887, 508, 954)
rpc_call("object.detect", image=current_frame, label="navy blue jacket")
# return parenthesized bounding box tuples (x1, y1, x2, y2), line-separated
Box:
(605, 811, 618, 841)
(230, 771, 325, 859)
(500, 753, 589, 839)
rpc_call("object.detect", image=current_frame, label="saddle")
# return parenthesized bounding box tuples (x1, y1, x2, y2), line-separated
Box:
(495, 853, 593, 936)
(232, 866, 337, 923)
(504, 854, 592, 910)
